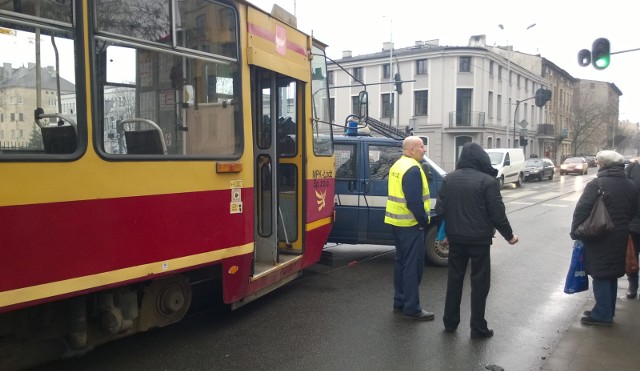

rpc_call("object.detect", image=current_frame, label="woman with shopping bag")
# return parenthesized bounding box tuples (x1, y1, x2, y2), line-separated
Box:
(570, 150, 637, 326)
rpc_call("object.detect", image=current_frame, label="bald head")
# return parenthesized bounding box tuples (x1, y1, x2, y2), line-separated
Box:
(402, 136, 426, 161)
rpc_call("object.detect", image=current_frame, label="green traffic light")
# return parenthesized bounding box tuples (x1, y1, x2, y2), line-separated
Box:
(594, 56, 610, 69)
(591, 38, 610, 70)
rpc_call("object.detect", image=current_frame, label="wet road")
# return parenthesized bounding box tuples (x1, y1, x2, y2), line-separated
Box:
(38, 171, 596, 371)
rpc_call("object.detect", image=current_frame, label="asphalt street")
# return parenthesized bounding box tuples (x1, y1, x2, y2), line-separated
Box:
(38, 172, 594, 371)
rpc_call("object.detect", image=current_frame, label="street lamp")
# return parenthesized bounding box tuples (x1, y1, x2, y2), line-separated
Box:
(497, 23, 536, 147)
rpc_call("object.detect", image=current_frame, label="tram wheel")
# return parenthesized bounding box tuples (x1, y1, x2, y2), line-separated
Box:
(138, 275, 192, 331)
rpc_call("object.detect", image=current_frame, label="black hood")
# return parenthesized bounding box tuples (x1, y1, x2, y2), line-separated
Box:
(456, 142, 498, 177)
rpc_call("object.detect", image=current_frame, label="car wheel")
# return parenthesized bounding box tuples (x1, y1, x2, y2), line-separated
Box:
(538, 173, 543, 182)
(498, 176, 504, 188)
(515, 173, 524, 188)
(425, 224, 448, 266)
(549, 170, 554, 180)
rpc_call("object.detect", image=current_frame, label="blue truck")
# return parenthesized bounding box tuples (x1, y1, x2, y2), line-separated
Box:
(328, 134, 448, 266)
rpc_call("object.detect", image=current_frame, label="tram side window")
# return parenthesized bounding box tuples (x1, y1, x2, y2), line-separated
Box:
(310, 45, 333, 156)
(96, 0, 241, 159)
(0, 20, 78, 157)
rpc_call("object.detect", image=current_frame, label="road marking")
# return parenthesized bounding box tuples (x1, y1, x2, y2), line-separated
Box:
(510, 201, 534, 205)
(561, 194, 581, 202)
(531, 192, 561, 199)
(503, 191, 536, 198)
(541, 203, 567, 207)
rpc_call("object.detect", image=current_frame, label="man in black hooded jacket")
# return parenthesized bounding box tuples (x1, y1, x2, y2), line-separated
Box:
(435, 142, 519, 339)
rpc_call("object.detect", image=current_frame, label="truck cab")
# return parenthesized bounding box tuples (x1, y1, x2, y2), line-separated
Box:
(328, 135, 448, 266)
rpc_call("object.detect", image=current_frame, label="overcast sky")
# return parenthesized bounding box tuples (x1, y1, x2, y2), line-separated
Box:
(251, 0, 640, 123)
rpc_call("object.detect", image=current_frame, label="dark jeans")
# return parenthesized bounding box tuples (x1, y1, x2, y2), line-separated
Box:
(392, 225, 425, 315)
(443, 242, 491, 332)
(590, 277, 617, 322)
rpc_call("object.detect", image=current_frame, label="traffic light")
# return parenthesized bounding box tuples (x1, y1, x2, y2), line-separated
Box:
(519, 136, 528, 146)
(394, 73, 403, 95)
(534, 88, 552, 107)
(591, 38, 610, 70)
(577, 49, 591, 66)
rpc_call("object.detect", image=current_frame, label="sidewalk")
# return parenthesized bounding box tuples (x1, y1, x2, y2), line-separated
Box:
(541, 277, 640, 371)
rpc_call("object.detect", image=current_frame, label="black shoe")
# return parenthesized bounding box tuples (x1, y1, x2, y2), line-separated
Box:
(403, 310, 435, 321)
(583, 310, 591, 317)
(626, 290, 637, 299)
(470, 328, 494, 339)
(393, 306, 403, 313)
(580, 316, 612, 327)
(444, 326, 457, 333)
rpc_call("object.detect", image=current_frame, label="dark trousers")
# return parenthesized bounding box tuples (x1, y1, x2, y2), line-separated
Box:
(590, 277, 617, 322)
(443, 242, 491, 331)
(392, 225, 425, 315)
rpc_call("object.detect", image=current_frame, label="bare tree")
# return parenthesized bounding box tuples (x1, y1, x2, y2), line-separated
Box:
(570, 90, 614, 156)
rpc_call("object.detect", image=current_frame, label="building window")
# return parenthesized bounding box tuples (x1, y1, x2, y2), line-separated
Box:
(353, 67, 363, 82)
(498, 66, 502, 80)
(487, 137, 493, 149)
(497, 94, 502, 120)
(459, 56, 471, 72)
(351, 95, 360, 116)
(381, 93, 394, 118)
(382, 64, 391, 79)
(327, 70, 334, 86)
(330, 97, 335, 123)
(517, 75, 521, 88)
(414, 90, 428, 116)
(455, 88, 472, 125)
(488, 91, 494, 118)
(416, 59, 427, 75)
(489, 61, 494, 77)
(496, 138, 502, 148)
(455, 136, 472, 161)
(19, 113, 24, 122)
(10, 113, 15, 122)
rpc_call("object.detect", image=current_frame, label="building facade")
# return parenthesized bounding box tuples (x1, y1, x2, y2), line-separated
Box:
(328, 35, 626, 172)
(573, 79, 622, 156)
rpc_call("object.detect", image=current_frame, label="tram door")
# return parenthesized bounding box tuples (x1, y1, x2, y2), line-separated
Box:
(253, 68, 300, 268)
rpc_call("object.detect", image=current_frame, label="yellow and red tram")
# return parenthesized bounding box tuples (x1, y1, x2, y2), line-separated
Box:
(0, 1, 336, 368)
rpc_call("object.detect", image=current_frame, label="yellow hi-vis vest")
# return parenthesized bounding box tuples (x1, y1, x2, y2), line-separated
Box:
(384, 156, 430, 227)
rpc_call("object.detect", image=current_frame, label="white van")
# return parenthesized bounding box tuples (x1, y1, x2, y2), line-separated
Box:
(485, 148, 525, 188)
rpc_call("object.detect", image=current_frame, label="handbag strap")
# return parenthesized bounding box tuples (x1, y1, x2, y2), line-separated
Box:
(594, 178, 620, 214)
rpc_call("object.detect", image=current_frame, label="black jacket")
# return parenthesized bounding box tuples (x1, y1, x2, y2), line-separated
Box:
(626, 162, 640, 233)
(570, 164, 637, 278)
(435, 143, 514, 245)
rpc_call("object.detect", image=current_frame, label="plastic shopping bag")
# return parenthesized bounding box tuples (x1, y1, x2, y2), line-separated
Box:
(436, 220, 446, 241)
(564, 240, 589, 294)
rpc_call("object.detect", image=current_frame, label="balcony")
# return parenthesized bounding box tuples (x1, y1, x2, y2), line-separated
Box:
(448, 111, 485, 128)
(537, 124, 557, 138)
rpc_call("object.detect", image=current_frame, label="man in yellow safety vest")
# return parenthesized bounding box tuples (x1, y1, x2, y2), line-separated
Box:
(384, 136, 433, 321)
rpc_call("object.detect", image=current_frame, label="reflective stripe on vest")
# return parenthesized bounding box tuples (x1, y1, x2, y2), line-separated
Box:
(384, 156, 430, 227)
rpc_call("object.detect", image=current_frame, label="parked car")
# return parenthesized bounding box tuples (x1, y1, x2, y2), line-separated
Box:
(524, 158, 555, 181)
(560, 157, 589, 175)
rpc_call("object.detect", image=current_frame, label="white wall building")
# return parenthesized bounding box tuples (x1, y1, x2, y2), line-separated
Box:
(328, 35, 549, 171)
